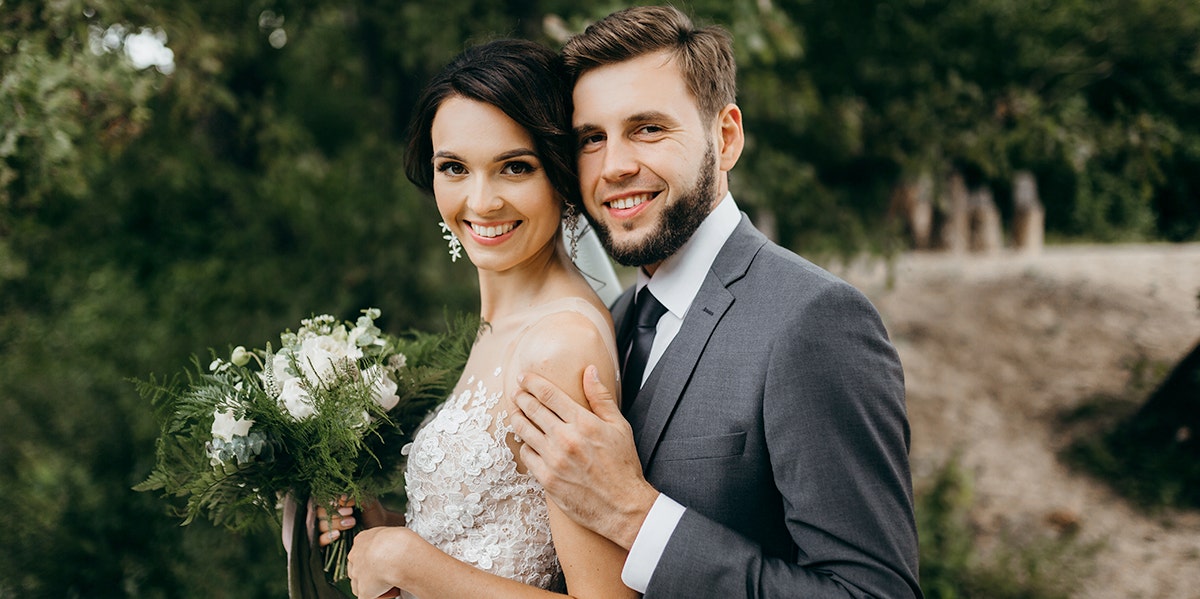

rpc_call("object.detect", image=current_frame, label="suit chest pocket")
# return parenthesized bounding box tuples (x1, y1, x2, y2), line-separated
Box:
(654, 431, 746, 462)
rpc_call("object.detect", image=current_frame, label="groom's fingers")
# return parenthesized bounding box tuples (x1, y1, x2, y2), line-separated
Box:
(517, 371, 592, 422)
(582, 365, 623, 423)
(509, 395, 549, 449)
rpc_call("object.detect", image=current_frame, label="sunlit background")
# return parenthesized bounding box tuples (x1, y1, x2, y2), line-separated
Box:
(2, 1, 1198, 597)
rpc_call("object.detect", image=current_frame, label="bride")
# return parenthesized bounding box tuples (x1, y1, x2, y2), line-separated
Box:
(318, 39, 635, 599)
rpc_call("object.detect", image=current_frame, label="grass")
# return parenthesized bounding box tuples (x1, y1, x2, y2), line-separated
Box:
(917, 454, 1102, 599)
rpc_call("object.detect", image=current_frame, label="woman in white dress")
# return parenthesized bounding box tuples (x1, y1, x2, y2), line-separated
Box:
(318, 39, 635, 599)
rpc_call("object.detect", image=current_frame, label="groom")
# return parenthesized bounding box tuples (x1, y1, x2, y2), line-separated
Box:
(511, 5, 922, 598)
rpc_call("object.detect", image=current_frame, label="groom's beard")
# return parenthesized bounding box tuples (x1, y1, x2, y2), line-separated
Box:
(587, 140, 718, 268)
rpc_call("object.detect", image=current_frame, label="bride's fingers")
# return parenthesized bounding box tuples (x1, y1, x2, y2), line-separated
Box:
(319, 528, 342, 547)
(318, 508, 359, 549)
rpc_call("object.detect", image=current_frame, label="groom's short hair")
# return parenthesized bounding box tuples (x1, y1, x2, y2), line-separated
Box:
(560, 5, 737, 120)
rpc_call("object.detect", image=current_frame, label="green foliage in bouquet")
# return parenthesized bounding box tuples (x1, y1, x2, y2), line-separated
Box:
(135, 309, 477, 580)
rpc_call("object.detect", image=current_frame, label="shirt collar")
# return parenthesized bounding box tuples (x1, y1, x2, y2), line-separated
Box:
(637, 192, 739, 319)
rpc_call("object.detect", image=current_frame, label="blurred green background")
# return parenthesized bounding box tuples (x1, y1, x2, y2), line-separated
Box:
(2, 0, 1197, 597)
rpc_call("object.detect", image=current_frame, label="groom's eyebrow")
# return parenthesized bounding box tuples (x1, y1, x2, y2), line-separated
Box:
(572, 123, 598, 138)
(573, 111, 679, 137)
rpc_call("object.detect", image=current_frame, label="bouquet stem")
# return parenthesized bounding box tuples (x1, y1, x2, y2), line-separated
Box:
(323, 527, 355, 582)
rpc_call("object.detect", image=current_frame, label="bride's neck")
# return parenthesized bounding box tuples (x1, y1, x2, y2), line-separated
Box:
(476, 246, 576, 323)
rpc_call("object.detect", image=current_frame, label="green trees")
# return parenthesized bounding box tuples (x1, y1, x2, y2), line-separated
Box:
(1, 1, 1197, 596)
(733, 0, 1200, 252)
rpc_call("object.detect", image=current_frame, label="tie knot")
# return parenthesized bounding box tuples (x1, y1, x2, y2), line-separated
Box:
(635, 289, 668, 329)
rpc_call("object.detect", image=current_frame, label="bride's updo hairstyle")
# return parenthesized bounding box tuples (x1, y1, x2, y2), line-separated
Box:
(404, 39, 580, 211)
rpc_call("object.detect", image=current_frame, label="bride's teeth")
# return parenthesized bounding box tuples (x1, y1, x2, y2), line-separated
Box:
(611, 194, 650, 210)
(470, 222, 516, 238)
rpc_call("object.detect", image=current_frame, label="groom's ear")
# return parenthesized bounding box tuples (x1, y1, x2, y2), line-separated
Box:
(715, 104, 744, 172)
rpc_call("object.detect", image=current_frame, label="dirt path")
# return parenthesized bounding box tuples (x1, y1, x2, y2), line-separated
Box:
(833, 243, 1200, 599)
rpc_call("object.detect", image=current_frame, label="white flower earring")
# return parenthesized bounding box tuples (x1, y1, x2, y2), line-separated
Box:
(563, 203, 580, 261)
(439, 221, 463, 262)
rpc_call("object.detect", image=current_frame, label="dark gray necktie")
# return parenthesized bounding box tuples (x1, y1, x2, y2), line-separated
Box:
(621, 289, 668, 413)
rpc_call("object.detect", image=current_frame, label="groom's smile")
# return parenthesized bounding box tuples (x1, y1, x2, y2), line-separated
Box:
(603, 190, 661, 228)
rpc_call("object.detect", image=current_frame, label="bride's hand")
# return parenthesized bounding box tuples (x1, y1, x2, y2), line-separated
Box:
(316, 497, 358, 547)
(318, 497, 405, 546)
(348, 526, 415, 598)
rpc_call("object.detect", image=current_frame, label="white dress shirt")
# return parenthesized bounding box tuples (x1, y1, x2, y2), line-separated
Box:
(620, 193, 740, 592)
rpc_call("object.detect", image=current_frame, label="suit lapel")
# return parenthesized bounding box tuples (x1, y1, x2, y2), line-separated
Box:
(632, 216, 766, 471)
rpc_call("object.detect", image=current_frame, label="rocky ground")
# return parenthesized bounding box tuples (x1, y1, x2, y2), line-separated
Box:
(833, 243, 1200, 599)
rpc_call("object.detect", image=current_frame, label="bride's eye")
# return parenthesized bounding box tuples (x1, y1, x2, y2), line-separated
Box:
(501, 161, 537, 176)
(436, 161, 467, 177)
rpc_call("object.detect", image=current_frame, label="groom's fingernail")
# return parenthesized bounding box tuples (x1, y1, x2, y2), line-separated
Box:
(590, 365, 600, 382)
(517, 373, 525, 384)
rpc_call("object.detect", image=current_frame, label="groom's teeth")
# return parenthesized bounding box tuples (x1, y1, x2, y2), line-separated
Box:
(470, 222, 517, 238)
(611, 194, 651, 210)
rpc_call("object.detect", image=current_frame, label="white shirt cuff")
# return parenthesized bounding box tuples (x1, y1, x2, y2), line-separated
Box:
(620, 494, 686, 593)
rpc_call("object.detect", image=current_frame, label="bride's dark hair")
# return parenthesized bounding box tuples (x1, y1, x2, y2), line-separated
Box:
(404, 39, 579, 211)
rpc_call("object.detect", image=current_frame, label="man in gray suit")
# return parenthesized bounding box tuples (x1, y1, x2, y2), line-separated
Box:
(511, 6, 921, 597)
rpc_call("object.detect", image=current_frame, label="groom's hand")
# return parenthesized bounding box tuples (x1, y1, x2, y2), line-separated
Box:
(511, 365, 659, 550)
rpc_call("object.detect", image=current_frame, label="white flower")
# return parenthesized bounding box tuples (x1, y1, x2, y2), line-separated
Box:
(230, 346, 251, 366)
(363, 365, 400, 411)
(278, 377, 315, 420)
(259, 351, 295, 394)
(389, 353, 407, 370)
(211, 407, 254, 442)
(297, 333, 363, 384)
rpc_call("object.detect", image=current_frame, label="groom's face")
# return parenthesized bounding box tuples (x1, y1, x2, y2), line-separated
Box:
(572, 51, 721, 271)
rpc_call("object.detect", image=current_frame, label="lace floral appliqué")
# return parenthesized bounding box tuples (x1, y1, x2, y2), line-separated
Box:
(401, 370, 561, 593)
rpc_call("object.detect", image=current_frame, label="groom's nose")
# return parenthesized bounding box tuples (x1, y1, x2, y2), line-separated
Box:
(600, 137, 639, 183)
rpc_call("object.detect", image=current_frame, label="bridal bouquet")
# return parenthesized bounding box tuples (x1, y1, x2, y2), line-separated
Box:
(136, 308, 475, 593)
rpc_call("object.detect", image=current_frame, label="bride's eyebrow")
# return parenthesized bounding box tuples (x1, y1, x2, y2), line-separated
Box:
(433, 150, 464, 161)
(492, 148, 538, 162)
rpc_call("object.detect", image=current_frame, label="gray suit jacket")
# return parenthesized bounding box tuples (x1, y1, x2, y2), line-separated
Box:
(613, 216, 921, 598)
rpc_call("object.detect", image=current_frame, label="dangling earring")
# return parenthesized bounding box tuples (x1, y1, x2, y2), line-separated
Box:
(563, 203, 580, 261)
(439, 221, 463, 262)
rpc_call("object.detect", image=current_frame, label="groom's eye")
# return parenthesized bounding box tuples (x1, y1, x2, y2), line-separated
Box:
(634, 124, 665, 138)
(577, 133, 605, 152)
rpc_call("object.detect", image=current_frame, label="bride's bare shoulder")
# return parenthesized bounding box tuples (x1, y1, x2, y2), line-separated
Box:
(510, 306, 617, 407)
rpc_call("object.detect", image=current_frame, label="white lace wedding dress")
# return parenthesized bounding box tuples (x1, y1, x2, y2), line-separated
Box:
(399, 298, 617, 597)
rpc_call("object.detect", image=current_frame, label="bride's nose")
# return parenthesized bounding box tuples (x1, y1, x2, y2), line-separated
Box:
(466, 176, 505, 215)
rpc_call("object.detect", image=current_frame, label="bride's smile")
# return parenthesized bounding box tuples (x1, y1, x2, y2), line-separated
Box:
(467, 220, 521, 242)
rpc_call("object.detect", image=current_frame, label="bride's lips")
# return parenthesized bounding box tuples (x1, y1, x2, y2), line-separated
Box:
(604, 191, 659, 219)
(465, 220, 521, 245)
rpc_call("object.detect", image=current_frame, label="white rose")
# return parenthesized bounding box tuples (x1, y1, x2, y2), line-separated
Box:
(363, 365, 400, 411)
(211, 407, 254, 441)
(278, 377, 315, 420)
(297, 334, 363, 384)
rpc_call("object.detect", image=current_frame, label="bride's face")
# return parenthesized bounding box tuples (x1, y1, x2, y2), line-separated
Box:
(430, 96, 563, 274)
